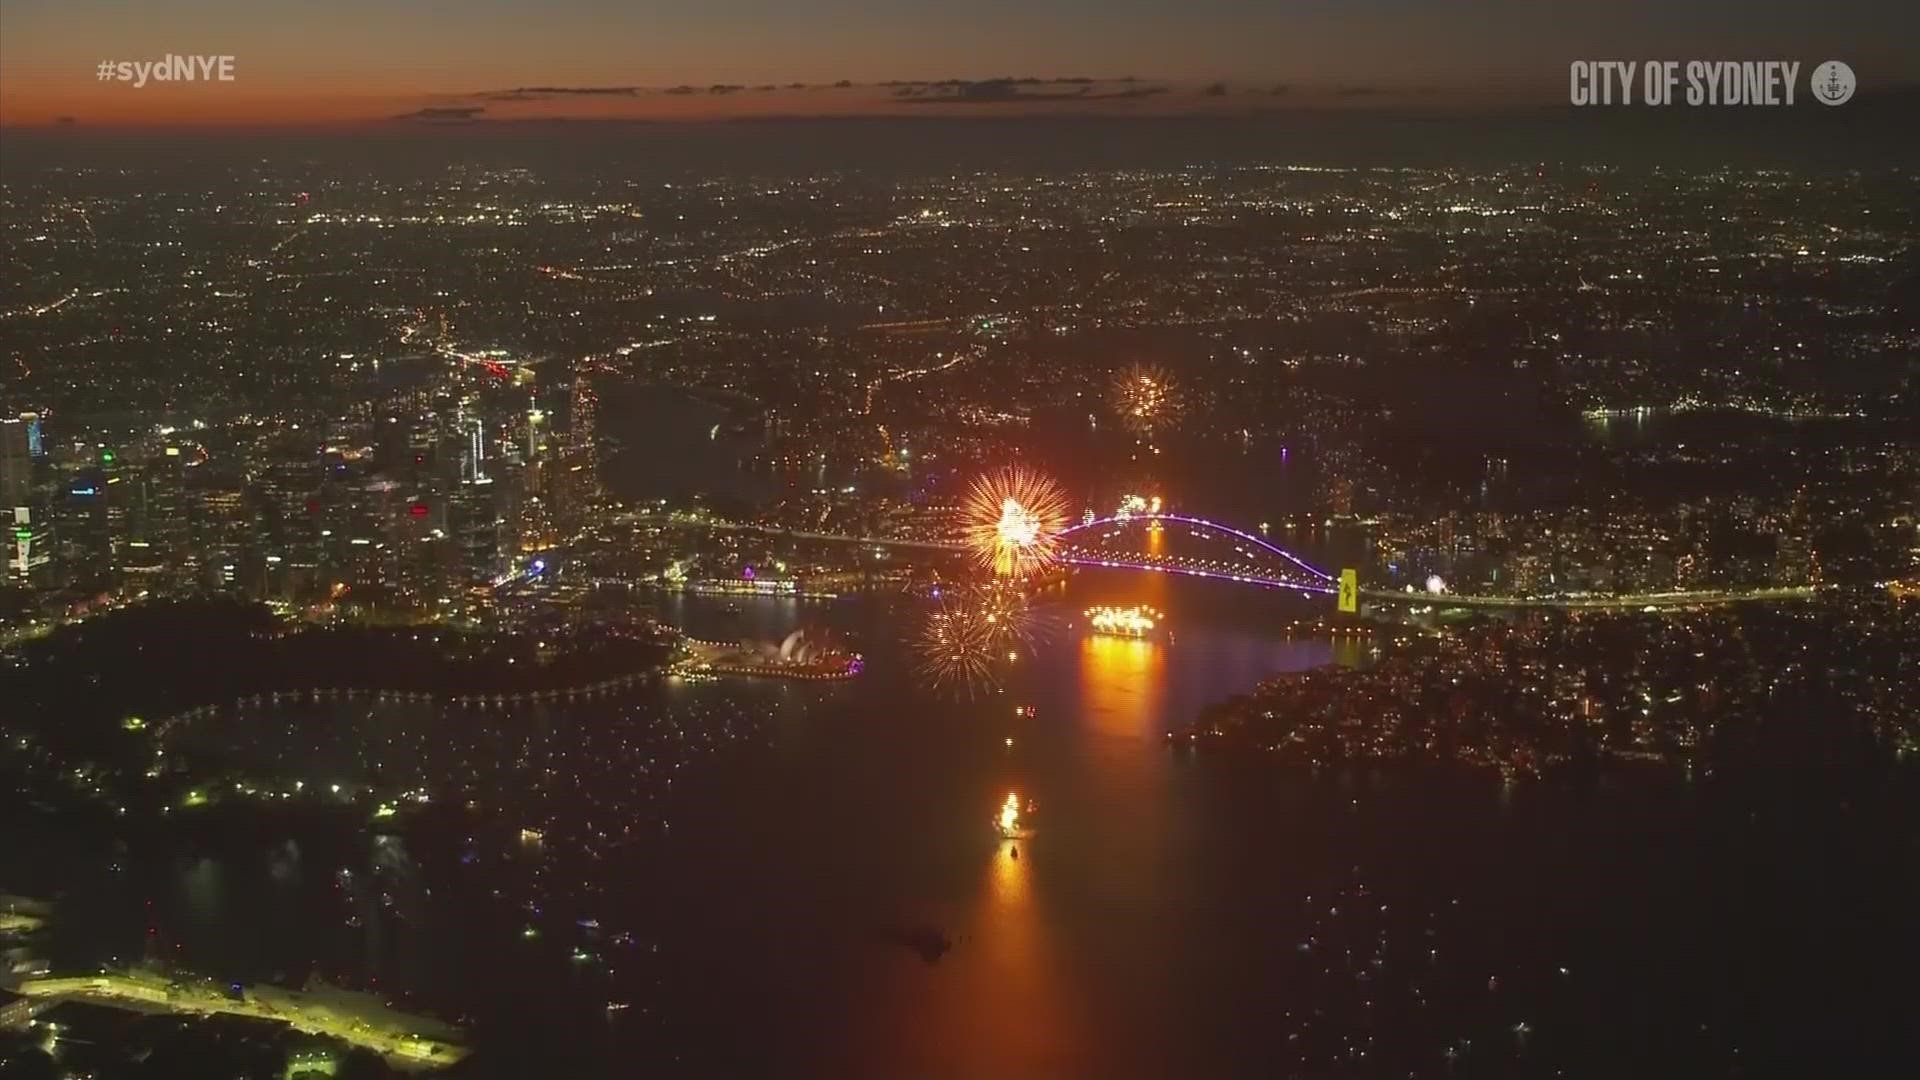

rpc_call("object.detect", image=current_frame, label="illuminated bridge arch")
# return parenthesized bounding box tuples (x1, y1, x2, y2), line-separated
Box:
(1054, 514, 1337, 595)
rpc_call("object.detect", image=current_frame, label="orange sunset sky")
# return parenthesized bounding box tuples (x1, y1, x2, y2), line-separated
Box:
(1, 1, 1912, 128)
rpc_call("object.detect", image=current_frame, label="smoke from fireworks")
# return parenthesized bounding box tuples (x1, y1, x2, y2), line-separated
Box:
(962, 465, 1071, 579)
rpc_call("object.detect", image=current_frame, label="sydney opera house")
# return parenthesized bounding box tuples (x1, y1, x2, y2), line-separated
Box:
(676, 629, 864, 681)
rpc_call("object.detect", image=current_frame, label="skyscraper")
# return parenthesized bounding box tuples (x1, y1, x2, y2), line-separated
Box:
(517, 402, 554, 551)
(465, 416, 489, 484)
(569, 373, 598, 497)
(553, 375, 600, 533)
(0, 419, 30, 508)
(7, 506, 53, 587)
(20, 412, 43, 459)
(524, 402, 548, 463)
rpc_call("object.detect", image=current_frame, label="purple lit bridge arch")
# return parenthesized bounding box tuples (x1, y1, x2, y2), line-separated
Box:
(1053, 514, 1338, 596)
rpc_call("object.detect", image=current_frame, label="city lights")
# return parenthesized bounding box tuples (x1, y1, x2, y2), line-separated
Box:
(0, 54, 1911, 1079)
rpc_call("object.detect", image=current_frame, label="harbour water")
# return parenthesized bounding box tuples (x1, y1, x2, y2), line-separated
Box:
(12, 576, 1911, 1076)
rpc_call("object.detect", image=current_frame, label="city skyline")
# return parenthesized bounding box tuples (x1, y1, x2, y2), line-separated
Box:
(2, 6, 1916, 1076)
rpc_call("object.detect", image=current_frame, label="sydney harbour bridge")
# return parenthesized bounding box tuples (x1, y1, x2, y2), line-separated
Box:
(621, 508, 1811, 611)
(1054, 512, 1336, 597)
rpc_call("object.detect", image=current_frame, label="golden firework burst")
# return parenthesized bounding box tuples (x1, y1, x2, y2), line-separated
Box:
(914, 598, 999, 696)
(961, 465, 1071, 579)
(1111, 362, 1178, 434)
(970, 581, 1052, 654)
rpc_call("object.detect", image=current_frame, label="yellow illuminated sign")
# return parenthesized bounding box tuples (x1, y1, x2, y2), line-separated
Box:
(1338, 568, 1358, 613)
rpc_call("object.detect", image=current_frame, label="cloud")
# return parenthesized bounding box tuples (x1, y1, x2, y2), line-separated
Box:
(522, 85, 641, 95)
(398, 74, 1195, 120)
(897, 78, 1170, 105)
(391, 105, 486, 122)
(481, 86, 642, 101)
(883, 76, 1099, 89)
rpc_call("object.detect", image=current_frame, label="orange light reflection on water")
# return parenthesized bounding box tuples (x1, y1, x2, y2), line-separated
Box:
(858, 817, 1082, 1071)
(1079, 633, 1167, 739)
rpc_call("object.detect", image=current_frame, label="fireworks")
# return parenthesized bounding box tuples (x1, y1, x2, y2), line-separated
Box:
(996, 792, 1033, 838)
(1112, 363, 1177, 434)
(962, 465, 1071, 579)
(1086, 604, 1160, 637)
(912, 585, 1052, 698)
(914, 598, 998, 696)
(916, 464, 1068, 696)
(974, 582, 1051, 653)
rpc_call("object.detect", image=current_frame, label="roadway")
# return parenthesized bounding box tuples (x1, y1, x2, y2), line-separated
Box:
(14, 974, 467, 1068)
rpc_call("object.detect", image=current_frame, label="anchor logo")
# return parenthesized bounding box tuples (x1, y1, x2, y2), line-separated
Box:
(1810, 61, 1855, 106)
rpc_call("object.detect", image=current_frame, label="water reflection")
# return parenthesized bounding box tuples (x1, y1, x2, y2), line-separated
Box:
(930, 810, 1082, 1071)
(122, 583, 1361, 1076)
(990, 838, 1029, 905)
(1079, 635, 1168, 740)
